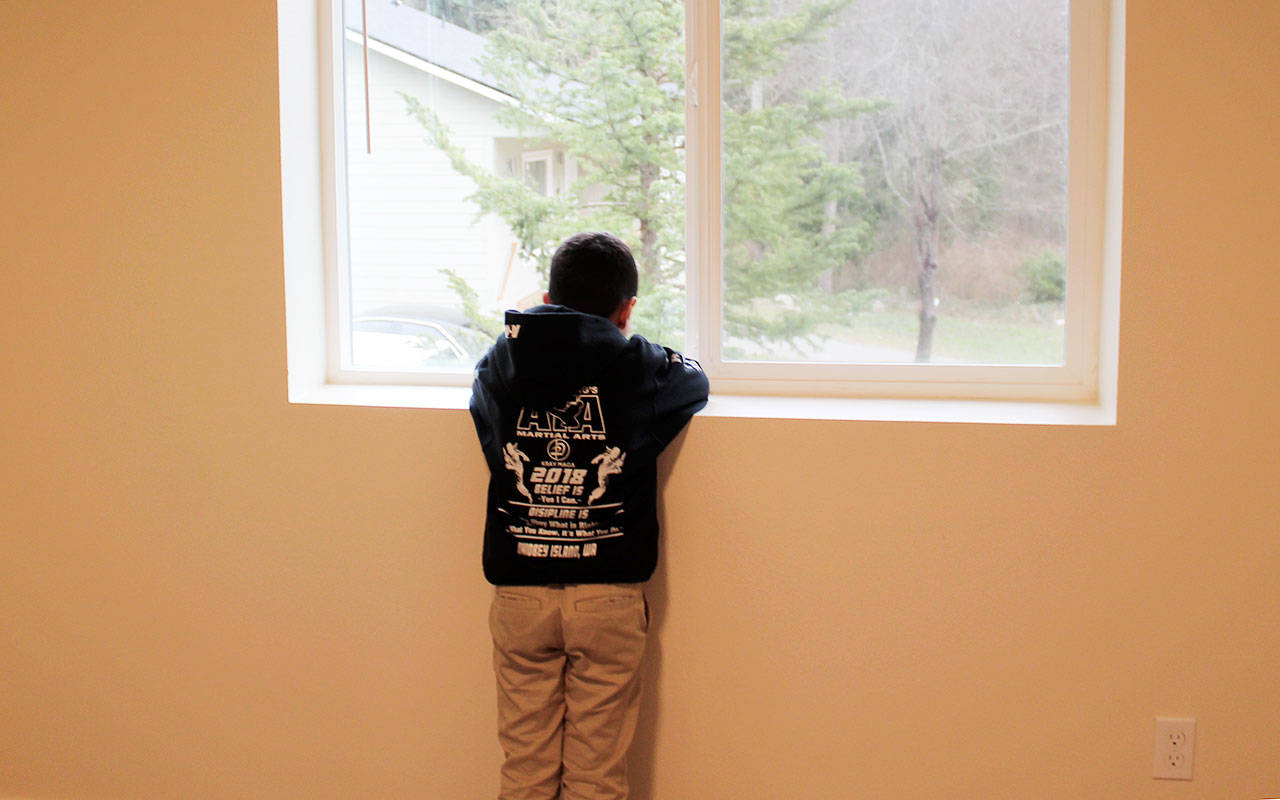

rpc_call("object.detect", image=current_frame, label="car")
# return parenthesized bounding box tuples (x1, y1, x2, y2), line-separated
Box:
(351, 305, 494, 371)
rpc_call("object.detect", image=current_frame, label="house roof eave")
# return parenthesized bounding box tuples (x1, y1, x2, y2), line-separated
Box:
(343, 0, 511, 100)
(342, 28, 515, 106)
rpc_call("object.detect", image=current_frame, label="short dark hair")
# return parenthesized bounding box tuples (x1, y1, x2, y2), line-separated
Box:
(547, 232, 639, 318)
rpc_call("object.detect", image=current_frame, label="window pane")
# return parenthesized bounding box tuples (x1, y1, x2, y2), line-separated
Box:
(340, 0, 687, 371)
(523, 158, 549, 195)
(721, 0, 1069, 365)
(340, 0, 533, 371)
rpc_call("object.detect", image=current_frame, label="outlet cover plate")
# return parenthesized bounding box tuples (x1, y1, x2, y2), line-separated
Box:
(1153, 717, 1196, 780)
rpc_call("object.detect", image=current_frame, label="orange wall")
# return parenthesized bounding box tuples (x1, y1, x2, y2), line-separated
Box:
(2, 2, 1277, 798)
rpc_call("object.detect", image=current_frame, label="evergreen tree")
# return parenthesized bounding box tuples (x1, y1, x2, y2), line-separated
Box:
(721, 0, 880, 350)
(404, 0, 876, 350)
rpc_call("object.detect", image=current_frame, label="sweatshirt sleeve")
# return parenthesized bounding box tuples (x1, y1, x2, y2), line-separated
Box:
(469, 347, 507, 473)
(647, 348, 710, 451)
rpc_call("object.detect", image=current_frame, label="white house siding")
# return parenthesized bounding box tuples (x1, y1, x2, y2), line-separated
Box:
(342, 40, 539, 316)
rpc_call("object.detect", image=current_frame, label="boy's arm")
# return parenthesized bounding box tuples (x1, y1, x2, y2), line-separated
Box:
(647, 348, 710, 451)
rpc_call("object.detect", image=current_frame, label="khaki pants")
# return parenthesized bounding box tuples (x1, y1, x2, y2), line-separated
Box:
(489, 583, 648, 800)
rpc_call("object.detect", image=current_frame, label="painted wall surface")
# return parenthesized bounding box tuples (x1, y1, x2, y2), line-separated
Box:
(2, 2, 1277, 799)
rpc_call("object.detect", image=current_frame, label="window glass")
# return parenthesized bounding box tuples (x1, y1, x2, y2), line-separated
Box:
(721, 0, 1069, 365)
(340, 0, 687, 372)
(523, 157, 549, 196)
(337, 0, 1073, 373)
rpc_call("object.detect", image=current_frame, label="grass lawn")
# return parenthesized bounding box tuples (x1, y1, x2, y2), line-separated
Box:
(813, 303, 1066, 365)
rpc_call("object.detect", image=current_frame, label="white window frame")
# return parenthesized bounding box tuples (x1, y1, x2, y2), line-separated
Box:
(278, 0, 1124, 424)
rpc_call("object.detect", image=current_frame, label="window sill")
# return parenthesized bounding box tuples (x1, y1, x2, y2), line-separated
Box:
(288, 382, 1116, 426)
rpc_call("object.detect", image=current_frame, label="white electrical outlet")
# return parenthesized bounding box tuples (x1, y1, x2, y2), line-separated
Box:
(1153, 717, 1196, 780)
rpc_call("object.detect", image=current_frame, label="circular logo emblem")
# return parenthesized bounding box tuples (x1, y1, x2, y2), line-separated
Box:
(546, 438, 571, 460)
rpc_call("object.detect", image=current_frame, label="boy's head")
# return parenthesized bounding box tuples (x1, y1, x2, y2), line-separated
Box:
(545, 232, 638, 328)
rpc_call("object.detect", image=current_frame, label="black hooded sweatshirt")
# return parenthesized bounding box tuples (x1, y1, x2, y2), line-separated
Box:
(470, 305, 709, 585)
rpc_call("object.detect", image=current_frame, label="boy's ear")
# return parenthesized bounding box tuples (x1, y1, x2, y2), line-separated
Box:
(542, 291, 551, 305)
(611, 296, 637, 331)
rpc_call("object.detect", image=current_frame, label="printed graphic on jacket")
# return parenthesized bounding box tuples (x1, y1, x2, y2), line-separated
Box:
(499, 385, 625, 560)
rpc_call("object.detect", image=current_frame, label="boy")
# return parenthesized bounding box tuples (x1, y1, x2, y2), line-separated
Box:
(470, 232, 709, 800)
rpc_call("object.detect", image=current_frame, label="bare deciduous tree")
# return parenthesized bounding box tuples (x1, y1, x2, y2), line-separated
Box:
(789, 0, 1069, 360)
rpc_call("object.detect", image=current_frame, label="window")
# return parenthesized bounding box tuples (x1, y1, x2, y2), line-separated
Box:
(278, 0, 1123, 421)
(521, 151, 552, 196)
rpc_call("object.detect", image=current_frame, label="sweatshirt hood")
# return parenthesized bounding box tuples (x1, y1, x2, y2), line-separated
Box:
(499, 305, 631, 408)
